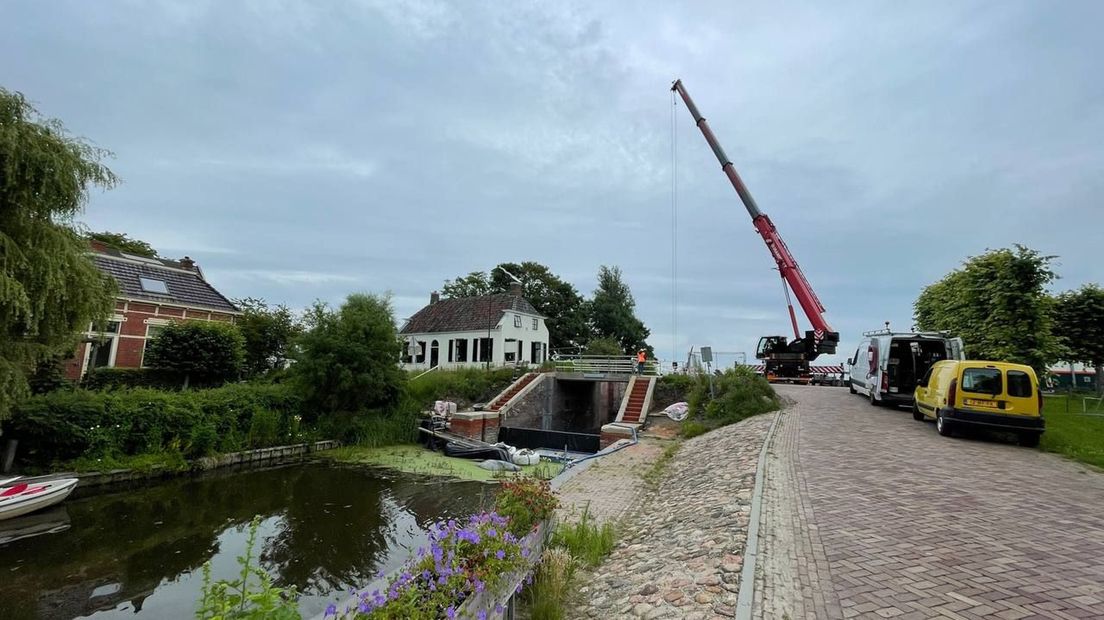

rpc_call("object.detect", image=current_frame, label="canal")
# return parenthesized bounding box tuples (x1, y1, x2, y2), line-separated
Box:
(0, 462, 493, 619)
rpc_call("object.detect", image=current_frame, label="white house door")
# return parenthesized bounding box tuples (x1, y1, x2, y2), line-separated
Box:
(430, 340, 440, 368)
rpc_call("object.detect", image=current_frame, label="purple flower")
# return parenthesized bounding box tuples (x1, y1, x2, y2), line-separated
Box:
(324, 603, 337, 617)
(487, 528, 497, 538)
(495, 549, 506, 560)
(474, 578, 485, 593)
(446, 606, 457, 619)
(495, 603, 505, 614)
(478, 610, 488, 620)
(522, 548, 530, 558)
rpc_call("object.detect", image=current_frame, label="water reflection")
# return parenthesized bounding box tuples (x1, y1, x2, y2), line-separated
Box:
(0, 462, 490, 620)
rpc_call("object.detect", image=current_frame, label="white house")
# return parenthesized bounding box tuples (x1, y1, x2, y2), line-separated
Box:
(399, 283, 550, 370)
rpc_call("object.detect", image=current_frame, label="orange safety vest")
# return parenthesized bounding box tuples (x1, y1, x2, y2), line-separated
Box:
(636, 351, 646, 363)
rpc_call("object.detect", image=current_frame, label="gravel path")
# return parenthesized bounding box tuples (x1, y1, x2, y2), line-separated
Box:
(567, 413, 776, 619)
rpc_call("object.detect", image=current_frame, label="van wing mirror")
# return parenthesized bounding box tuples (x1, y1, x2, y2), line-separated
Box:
(846, 357, 854, 366)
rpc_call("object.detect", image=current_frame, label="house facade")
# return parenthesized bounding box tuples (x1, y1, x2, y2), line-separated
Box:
(399, 284, 550, 371)
(63, 242, 242, 380)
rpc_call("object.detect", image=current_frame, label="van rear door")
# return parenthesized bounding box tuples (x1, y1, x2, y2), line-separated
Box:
(949, 337, 965, 360)
(1002, 369, 1039, 417)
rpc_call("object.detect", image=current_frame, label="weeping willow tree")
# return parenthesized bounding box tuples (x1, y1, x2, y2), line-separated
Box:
(0, 88, 117, 421)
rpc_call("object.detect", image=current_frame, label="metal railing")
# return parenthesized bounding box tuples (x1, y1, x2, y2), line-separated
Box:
(552, 355, 659, 376)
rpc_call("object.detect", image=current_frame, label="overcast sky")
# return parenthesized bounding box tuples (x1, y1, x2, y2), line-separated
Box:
(4, 1, 1101, 366)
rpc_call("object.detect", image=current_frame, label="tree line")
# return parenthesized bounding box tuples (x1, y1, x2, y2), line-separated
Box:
(915, 244, 1103, 392)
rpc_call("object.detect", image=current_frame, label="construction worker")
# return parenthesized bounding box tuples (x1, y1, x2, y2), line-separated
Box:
(636, 349, 647, 374)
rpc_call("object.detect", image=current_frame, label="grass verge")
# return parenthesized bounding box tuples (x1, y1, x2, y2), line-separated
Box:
(1041, 393, 1104, 469)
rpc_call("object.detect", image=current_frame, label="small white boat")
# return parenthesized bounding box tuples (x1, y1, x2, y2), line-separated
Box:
(0, 476, 21, 487)
(0, 478, 78, 521)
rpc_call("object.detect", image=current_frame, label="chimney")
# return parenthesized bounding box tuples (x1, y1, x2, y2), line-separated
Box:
(509, 282, 523, 297)
(89, 239, 110, 253)
(430, 291, 440, 305)
(180, 256, 196, 271)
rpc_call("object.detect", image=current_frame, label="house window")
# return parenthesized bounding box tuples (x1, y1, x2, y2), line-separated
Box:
(142, 324, 166, 367)
(140, 277, 169, 294)
(531, 342, 542, 364)
(532, 318, 538, 330)
(513, 314, 522, 328)
(416, 341, 426, 364)
(478, 338, 493, 362)
(455, 339, 468, 362)
(504, 350, 516, 362)
(87, 320, 121, 371)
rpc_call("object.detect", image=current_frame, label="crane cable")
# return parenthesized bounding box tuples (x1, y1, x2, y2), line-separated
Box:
(670, 89, 679, 367)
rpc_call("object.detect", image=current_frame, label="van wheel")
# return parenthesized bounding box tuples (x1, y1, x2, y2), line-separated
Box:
(869, 390, 881, 407)
(1018, 433, 1041, 448)
(936, 411, 953, 437)
(912, 404, 924, 421)
(849, 381, 856, 394)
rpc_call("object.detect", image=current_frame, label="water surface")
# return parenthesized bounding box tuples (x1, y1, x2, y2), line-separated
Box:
(0, 462, 492, 619)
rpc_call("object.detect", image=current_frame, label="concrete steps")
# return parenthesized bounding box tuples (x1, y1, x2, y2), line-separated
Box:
(621, 377, 652, 423)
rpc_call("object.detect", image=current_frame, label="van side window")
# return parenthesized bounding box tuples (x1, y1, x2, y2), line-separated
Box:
(919, 367, 934, 387)
(1007, 371, 1032, 397)
(962, 368, 1002, 394)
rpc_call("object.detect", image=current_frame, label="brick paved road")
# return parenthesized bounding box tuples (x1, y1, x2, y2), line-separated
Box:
(757, 385, 1104, 619)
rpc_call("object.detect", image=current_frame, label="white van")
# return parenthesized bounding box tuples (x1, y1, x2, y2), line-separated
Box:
(848, 329, 964, 407)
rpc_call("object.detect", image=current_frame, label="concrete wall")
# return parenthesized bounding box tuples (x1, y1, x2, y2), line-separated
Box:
(500, 377, 626, 434)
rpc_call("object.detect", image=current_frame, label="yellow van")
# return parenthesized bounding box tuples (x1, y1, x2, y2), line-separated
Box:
(913, 360, 1044, 446)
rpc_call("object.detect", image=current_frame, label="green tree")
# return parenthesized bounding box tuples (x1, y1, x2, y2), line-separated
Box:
(914, 245, 1059, 375)
(0, 88, 117, 421)
(583, 337, 623, 357)
(443, 262, 590, 352)
(441, 271, 492, 297)
(589, 265, 651, 355)
(144, 321, 245, 388)
(1052, 284, 1104, 394)
(292, 294, 406, 419)
(88, 231, 158, 258)
(233, 298, 302, 378)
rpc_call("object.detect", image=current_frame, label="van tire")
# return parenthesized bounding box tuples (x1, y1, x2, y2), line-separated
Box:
(869, 390, 881, 407)
(936, 411, 953, 437)
(849, 381, 856, 394)
(1018, 432, 1041, 448)
(912, 404, 924, 421)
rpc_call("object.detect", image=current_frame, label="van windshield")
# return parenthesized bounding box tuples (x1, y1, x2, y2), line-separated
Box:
(962, 368, 1002, 394)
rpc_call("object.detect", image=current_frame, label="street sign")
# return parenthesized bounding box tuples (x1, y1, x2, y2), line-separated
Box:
(700, 346, 713, 363)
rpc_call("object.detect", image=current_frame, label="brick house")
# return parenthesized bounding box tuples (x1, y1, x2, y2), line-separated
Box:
(63, 242, 241, 380)
(399, 283, 550, 370)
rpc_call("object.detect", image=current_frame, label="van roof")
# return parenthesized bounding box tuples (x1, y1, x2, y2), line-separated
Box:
(939, 360, 1036, 371)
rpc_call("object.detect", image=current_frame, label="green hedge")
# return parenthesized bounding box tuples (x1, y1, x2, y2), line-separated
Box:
(80, 367, 227, 391)
(7, 383, 306, 469)
(404, 367, 517, 409)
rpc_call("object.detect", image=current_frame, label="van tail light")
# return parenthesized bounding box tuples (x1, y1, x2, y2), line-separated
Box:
(947, 378, 957, 406)
(881, 373, 889, 393)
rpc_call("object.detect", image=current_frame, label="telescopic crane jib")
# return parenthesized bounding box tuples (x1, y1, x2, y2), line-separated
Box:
(671, 79, 840, 381)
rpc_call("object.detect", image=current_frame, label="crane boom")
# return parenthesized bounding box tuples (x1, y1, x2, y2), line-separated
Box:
(671, 79, 834, 337)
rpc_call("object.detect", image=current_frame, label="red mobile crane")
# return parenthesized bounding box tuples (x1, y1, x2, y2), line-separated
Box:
(672, 79, 839, 382)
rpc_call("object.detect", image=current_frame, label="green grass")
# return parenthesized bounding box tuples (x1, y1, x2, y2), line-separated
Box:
(1041, 393, 1104, 469)
(524, 508, 619, 620)
(643, 440, 682, 488)
(322, 444, 559, 482)
(550, 506, 616, 568)
(67, 450, 188, 473)
(680, 420, 711, 439)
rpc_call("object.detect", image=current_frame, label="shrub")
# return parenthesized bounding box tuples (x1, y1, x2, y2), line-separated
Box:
(7, 383, 306, 468)
(680, 420, 710, 439)
(688, 367, 780, 426)
(404, 367, 515, 410)
(524, 548, 575, 620)
(81, 367, 192, 391)
(494, 477, 559, 539)
(144, 320, 246, 387)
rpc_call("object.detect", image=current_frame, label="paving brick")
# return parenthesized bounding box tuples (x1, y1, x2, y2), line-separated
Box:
(754, 386, 1104, 619)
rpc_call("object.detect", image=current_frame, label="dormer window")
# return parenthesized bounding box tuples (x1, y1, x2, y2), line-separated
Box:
(514, 314, 522, 328)
(140, 277, 168, 294)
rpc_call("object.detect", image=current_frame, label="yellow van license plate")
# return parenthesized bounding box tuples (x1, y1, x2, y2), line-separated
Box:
(965, 398, 998, 408)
